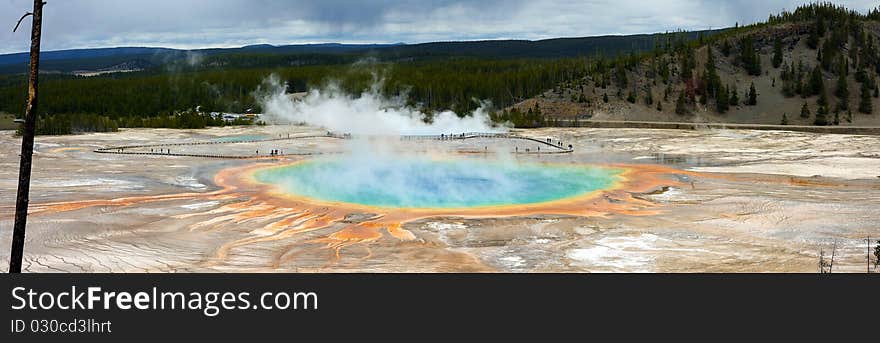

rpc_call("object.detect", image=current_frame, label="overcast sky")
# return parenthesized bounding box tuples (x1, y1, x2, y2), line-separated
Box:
(1, 0, 877, 54)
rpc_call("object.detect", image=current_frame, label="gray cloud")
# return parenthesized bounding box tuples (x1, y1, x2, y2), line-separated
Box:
(1, 0, 877, 54)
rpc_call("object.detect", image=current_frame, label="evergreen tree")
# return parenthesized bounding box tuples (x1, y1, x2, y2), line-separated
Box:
(833, 111, 840, 125)
(603, 93, 609, 103)
(781, 113, 789, 125)
(817, 84, 829, 108)
(729, 85, 739, 106)
(716, 84, 729, 113)
(626, 90, 636, 103)
(807, 26, 820, 49)
(781, 64, 797, 97)
(855, 67, 869, 83)
(772, 38, 784, 68)
(820, 40, 835, 71)
(615, 63, 629, 89)
(675, 92, 688, 115)
(859, 81, 873, 113)
(836, 60, 849, 111)
(815, 104, 828, 126)
(748, 82, 758, 105)
(810, 65, 824, 96)
(800, 102, 811, 118)
(813, 75, 828, 116)
(683, 47, 697, 80)
(704, 47, 721, 96)
(740, 36, 762, 76)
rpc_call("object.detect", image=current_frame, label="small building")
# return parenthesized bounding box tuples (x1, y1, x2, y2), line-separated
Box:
(210, 112, 262, 122)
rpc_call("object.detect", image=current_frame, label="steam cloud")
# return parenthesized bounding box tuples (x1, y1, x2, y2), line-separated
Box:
(250, 74, 553, 207)
(185, 51, 205, 67)
(256, 74, 507, 135)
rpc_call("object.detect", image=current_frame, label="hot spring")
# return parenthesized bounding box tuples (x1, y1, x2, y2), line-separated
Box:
(253, 157, 623, 209)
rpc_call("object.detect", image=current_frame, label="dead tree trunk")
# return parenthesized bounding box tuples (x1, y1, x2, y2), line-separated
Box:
(9, 0, 46, 273)
(828, 240, 836, 274)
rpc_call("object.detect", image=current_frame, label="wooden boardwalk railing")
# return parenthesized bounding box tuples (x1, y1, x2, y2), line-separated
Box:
(94, 131, 572, 159)
(94, 133, 348, 159)
(400, 132, 573, 153)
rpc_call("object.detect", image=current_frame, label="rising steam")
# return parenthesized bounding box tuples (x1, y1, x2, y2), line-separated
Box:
(256, 74, 506, 135)
(252, 74, 536, 207)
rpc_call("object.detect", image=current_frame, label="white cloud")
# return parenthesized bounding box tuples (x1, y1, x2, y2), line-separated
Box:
(1, 0, 877, 54)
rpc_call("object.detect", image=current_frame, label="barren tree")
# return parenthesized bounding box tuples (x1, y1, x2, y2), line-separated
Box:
(817, 240, 837, 274)
(874, 239, 880, 272)
(9, 0, 46, 273)
(828, 240, 836, 273)
(818, 248, 829, 274)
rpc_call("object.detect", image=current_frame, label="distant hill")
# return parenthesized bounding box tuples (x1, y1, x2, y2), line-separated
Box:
(0, 47, 177, 65)
(0, 30, 722, 74)
(0, 43, 398, 74)
(506, 3, 880, 126)
(377, 31, 722, 59)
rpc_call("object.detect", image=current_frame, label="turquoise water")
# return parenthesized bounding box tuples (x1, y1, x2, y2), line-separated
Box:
(254, 157, 622, 209)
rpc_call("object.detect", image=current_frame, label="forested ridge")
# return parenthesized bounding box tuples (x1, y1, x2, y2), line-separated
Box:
(0, 57, 593, 133)
(512, 3, 880, 126)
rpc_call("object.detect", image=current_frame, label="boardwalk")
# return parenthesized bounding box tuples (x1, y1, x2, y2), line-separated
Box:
(400, 132, 574, 154)
(94, 133, 349, 159)
(94, 131, 573, 159)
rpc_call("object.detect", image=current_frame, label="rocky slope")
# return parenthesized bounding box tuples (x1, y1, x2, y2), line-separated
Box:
(512, 7, 880, 126)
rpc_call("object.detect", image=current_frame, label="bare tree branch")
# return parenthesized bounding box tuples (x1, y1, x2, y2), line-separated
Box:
(12, 2, 44, 32)
(13, 12, 33, 33)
